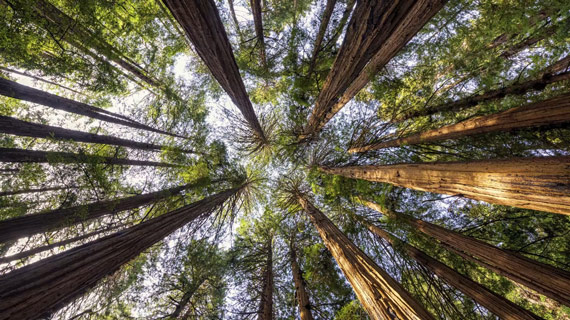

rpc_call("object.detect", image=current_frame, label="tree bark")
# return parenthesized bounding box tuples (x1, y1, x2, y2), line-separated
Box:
(257, 236, 273, 320)
(0, 178, 208, 243)
(250, 0, 267, 67)
(170, 278, 205, 319)
(307, 0, 337, 76)
(320, 156, 570, 215)
(0, 66, 83, 95)
(0, 186, 74, 197)
(297, 195, 434, 319)
(0, 78, 184, 138)
(227, 0, 244, 42)
(300, 0, 447, 140)
(357, 214, 543, 320)
(0, 187, 238, 320)
(289, 242, 314, 320)
(0, 116, 196, 154)
(0, 147, 183, 168)
(349, 92, 570, 152)
(361, 199, 570, 306)
(162, 0, 267, 144)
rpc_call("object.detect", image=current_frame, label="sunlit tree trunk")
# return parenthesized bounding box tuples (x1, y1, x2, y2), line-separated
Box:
(320, 156, 570, 215)
(289, 242, 314, 320)
(257, 235, 274, 320)
(349, 93, 570, 152)
(250, 0, 267, 67)
(357, 214, 543, 320)
(0, 178, 208, 243)
(361, 199, 570, 306)
(297, 194, 434, 319)
(300, 0, 447, 140)
(307, 0, 337, 76)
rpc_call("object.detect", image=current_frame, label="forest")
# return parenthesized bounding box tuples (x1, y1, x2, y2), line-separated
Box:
(0, 0, 569, 319)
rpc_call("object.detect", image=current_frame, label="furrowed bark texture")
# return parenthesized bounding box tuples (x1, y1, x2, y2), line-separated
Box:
(257, 236, 274, 320)
(321, 156, 570, 215)
(0, 148, 182, 168)
(298, 195, 434, 320)
(0, 78, 183, 138)
(301, 0, 447, 139)
(360, 216, 543, 320)
(0, 179, 207, 243)
(307, 0, 337, 75)
(0, 116, 195, 154)
(162, 0, 266, 143)
(250, 0, 267, 67)
(0, 188, 237, 320)
(290, 243, 314, 320)
(350, 92, 570, 152)
(362, 199, 570, 306)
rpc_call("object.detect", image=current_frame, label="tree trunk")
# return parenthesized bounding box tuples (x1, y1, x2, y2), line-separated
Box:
(227, 0, 244, 41)
(257, 236, 273, 320)
(289, 242, 314, 320)
(0, 187, 238, 320)
(326, 0, 355, 49)
(358, 214, 543, 320)
(162, 0, 267, 145)
(0, 78, 184, 138)
(297, 195, 433, 319)
(307, 0, 337, 76)
(0, 66, 83, 95)
(170, 278, 205, 319)
(320, 156, 570, 215)
(361, 199, 570, 306)
(250, 0, 267, 67)
(0, 116, 196, 154)
(349, 92, 570, 152)
(0, 178, 208, 243)
(300, 0, 447, 140)
(0, 186, 74, 197)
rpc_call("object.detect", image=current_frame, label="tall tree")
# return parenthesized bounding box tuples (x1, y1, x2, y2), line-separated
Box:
(289, 240, 314, 320)
(257, 235, 274, 320)
(306, 0, 336, 76)
(0, 185, 75, 197)
(250, 0, 267, 68)
(320, 156, 570, 215)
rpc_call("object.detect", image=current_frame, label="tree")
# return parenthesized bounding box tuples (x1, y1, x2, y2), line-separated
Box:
(257, 235, 274, 320)
(250, 0, 267, 68)
(306, 0, 337, 76)
(289, 240, 314, 320)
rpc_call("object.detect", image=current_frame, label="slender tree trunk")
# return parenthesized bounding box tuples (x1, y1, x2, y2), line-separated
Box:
(349, 92, 570, 152)
(0, 186, 75, 197)
(227, 0, 244, 41)
(170, 279, 205, 319)
(0, 147, 182, 168)
(357, 214, 543, 320)
(0, 66, 83, 95)
(0, 78, 185, 138)
(250, 0, 267, 67)
(289, 242, 314, 320)
(326, 0, 355, 49)
(162, 0, 267, 145)
(320, 156, 570, 215)
(0, 187, 239, 320)
(361, 199, 570, 306)
(0, 116, 196, 154)
(297, 195, 433, 319)
(0, 178, 208, 243)
(306, 0, 336, 76)
(300, 0, 447, 140)
(257, 236, 274, 320)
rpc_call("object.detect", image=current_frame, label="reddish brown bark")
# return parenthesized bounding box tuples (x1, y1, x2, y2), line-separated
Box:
(289, 243, 314, 320)
(320, 156, 570, 215)
(298, 195, 433, 319)
(257, 236, 274, 320)
(362, 199, 570, 306)
(307, 0, 337, 76)
(0, 187, 238, 320)
(250, 0, 267, 67)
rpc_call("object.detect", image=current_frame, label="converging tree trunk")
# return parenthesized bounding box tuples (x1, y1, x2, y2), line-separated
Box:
(257, 235, 274, 320)
(356, 213, 543, 320)
(300, 0, 447, 140)
(0, 116, 196, 154)
(297, 194, 434, 319)
(320, 156, 570, 215)
(0, 187, 239, 320)
(250, 0, 267, 67)
(0, 185, 76, 197)
(0, 178, 208, 243)
(289, 242, 314, 320)
(307, 0, 337, 76)
(361, 199, 570, 306)
(349, 93, 570, 152)
(162, 0, 267, 144)
(170, 278, 206, 319)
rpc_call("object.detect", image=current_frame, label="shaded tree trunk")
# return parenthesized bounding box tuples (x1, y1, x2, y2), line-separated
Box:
(326, 0, 355, 49)
(357, 214, 543, 320)
(289, 242, 314, 320)
(0, 116, 196, 154)
(300, 0, 447, 140)
(297, 194, 433, 319)
(0, 66, 83, 95)
(320, 156, 570, 215)
(257, 235, 274, 320)
(227, 0, 244, 41)
(0, 185, 75, 197)
(349, 92, 570, 152)
(0, 147, 183, 168)
(306, 0, 336, 76)
(361, 199, 570, 306)
(0, 78, 184, 138)
(162, 0, 267, 144)
(170, 278, 205, 319)
(0, 178, 208, 243)
(0, 187, 238, 320)
(250, 0, 267, 67)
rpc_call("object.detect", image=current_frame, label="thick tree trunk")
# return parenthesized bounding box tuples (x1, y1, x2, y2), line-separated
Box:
(358, 215, 543, 320)
(307, 0, 337, 76)
(362, 199, 570, 306)
(250, 0, 267, 67)
(0, 78, 184, 138)
(0, 178, 207, 243)
(0, 148, 182, 168)
(0, 187, 238, 320)
(162, 0, 267, 144)
(300, 0, 447, 140)
(349, 93, 570, 152)
(320, 156, 570, 215)
(0, 116, 196, 154)
(257, 236, 273, 320)
(289, 243, 314, 320)
(297, 195, 433, 319)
